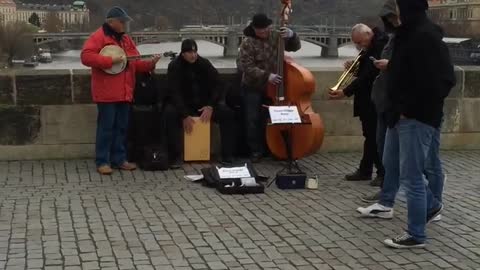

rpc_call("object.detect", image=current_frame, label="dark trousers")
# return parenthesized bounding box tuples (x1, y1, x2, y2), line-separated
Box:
(95, 103, 130, 167)
(242, 86, 268, 155)
(359, 112, 385, 176)
(163, 103, 237, 161)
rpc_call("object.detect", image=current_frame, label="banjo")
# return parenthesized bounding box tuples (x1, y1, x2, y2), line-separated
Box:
(99, 45, 177, 75)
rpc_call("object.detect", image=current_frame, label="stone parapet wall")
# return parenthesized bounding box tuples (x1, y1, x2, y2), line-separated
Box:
(0, 66, 479, 160)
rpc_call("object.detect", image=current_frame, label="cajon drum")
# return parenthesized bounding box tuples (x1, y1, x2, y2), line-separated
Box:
(184, 117, 211, 161)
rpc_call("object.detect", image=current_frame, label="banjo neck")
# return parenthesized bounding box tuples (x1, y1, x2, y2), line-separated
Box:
(127, 54, 158, 60)
(127, 51, 176, 61)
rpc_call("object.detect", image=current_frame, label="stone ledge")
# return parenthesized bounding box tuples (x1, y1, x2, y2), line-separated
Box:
(16, 71, 72, 105)
(0, 105, 41, 145)
(0, 66, 473, 106)
(2, 133, 480, 160)
(0, 144, 95, 160)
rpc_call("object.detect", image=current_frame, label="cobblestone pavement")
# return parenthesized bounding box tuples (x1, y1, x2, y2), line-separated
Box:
(0, 151, 479, 270)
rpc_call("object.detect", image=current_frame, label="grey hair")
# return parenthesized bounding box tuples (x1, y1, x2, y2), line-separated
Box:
(351, 23, 372, 35)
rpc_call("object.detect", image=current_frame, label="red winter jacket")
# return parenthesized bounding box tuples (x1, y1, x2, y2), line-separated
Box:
(81, 25, 155, 103)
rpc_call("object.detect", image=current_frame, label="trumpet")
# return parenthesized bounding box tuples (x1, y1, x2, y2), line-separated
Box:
(330, 50, 364, 92)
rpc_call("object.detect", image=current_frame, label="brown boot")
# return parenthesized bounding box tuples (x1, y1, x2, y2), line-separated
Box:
(117, 162, 137, 171)
(97, 165, 113, 175)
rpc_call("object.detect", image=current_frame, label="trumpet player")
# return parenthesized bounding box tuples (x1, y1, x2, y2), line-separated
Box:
(329, 24, 388, 183)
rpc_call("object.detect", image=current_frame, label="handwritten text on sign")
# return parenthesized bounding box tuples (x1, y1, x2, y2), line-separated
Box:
(217, 164, 251, 179)
(268, 106, 302, 124)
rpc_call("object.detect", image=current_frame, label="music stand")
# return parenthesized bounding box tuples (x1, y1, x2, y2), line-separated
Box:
(266, 122, 308, 188)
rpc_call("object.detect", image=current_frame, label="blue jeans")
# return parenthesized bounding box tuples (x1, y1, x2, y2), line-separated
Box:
(376, 113, 388, 173)
(379, 119, 443, 243)
(95, 103, 130, 167)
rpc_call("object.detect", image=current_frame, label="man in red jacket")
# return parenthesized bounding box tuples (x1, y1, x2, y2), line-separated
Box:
(81, 7, 160, 175)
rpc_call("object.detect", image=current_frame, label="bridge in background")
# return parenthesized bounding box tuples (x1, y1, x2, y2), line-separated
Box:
(30, 26, 352, 57)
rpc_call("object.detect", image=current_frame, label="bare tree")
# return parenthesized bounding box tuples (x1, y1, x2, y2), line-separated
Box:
(0, 22, 36, 67)
(44, 12, 64, 32)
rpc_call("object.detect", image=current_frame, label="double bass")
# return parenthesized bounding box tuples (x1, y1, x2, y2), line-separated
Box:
(265, 0, 325, 160)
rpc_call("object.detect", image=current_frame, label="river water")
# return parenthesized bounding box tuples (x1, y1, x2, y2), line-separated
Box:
(35, 40, 358, 70)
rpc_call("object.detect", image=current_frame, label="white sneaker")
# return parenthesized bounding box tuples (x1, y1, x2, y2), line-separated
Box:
(357, 203, 394, 219)
(433, 214, 442, 222)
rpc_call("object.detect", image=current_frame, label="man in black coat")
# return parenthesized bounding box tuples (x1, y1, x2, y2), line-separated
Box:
(374, 0, 455, 249)
(329, 23, 388, 183)
(164, 39, 237, 167)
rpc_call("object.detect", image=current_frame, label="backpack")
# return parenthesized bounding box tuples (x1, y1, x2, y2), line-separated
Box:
(139, 144, 169, 171)
(128, 72, 169, 171)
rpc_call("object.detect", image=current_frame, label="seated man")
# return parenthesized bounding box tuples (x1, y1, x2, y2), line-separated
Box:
(164, 39, 237, 167)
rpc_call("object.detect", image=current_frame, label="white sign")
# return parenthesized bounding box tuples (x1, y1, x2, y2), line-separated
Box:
(217, 164, 251, 179)
(240, 177, 257, 187)
(268, 106, 302, 124)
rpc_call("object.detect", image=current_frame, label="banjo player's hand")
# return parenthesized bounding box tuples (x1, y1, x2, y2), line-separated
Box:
(151, 54, 161, 65)
(111, 55, 125, 64)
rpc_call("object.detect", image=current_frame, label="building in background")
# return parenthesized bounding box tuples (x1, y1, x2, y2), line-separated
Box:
(0, 0, 17, 25)
(0, 0, 89, 29)
(428, 0, 480, 37)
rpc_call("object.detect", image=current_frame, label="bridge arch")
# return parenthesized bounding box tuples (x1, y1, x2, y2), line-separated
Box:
(30, 29, 351, 58)
(136, 35, 228, 48)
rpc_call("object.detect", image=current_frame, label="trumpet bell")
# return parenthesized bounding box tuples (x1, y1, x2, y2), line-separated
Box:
(329, 51, 363, 92)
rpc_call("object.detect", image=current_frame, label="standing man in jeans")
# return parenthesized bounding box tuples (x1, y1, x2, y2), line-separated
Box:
(237, 13, 301, 163)
(359, 0, 455, 249)
(81, 7, 160, 175)
(360, 0, 399, 199)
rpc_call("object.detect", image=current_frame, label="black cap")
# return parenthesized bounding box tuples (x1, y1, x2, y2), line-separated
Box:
(106, 6, 132, 22)
(251, 13, 273, 29)
(181, 39, 198, 53)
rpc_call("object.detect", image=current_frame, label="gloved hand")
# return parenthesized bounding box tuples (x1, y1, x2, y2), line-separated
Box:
(280, 27, 294, 38)
(268, 73, 282, 85)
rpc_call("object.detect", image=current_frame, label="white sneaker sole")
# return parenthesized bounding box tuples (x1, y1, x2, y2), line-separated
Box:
(356, 207, 394, 219)
(384, 239, 426, 249)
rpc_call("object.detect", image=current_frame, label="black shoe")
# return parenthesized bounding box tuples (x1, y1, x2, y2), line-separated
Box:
(250, 153, 262, 163)
(427, 204, 444, 224)
(360, 191, 381, 203)
(345, 170, 372, 181)
(169, 160, 183, 169)
(384, 233, 426, 249)
(370, 176, 384, 187)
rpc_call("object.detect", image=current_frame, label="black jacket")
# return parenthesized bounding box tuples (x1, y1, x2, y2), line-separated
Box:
(167, 55, 222, 118)
(371, 0, 398, 114)
(386, 0, 456, 128)
(344, 28, 388, 117)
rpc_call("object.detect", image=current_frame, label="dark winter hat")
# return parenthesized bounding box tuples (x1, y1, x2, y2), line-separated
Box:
(396, 0, 428, 12)
(181, 39, 198, 53)
(251, 13, 273, 29)
(396, 0, 428, 27)
(106, 6, 132, 22)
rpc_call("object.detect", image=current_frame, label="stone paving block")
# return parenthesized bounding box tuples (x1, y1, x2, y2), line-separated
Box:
(0, 153, 479, 269)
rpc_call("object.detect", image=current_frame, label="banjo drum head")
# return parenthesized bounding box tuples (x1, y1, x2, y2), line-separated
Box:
(100, 45, 127, 75)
